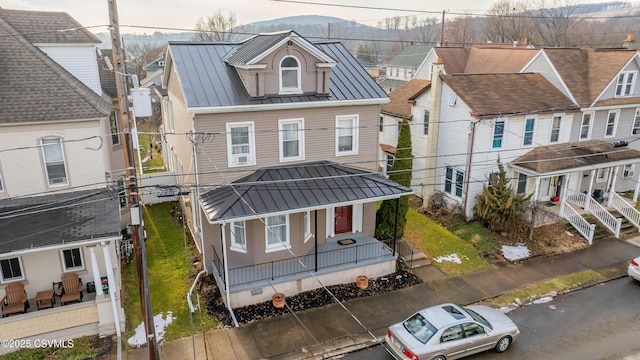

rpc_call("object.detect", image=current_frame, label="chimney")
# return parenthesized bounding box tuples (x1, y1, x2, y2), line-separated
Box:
(423, 59, 445, 203)
(623, 34, 635, 49)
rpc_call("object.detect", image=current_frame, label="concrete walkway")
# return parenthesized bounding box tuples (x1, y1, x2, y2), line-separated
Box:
(106, 237, 640, 360)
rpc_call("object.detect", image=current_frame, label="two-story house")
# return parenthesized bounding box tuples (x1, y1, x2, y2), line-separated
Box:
(161, 30, 411, 308)
(379, 45, 431, 93)
(0, 9, 124, 350)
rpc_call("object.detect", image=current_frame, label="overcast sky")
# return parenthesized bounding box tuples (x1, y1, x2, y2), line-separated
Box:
(0, 0, 612, 34)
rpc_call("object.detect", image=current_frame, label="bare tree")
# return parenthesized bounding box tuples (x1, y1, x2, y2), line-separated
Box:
(409, 17, 440, 45)
(447, 13, 479, 46)
(526, 0, 585, 47)
(483, 0, 531, 44)
(123, 42, 166, 80)
(193, 10, 243, 42)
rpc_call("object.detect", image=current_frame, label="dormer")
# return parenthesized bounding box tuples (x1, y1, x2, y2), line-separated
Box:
(225, 30, 337, 98)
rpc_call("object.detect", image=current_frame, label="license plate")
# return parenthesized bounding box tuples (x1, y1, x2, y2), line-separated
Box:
(394, 342, 401, 350)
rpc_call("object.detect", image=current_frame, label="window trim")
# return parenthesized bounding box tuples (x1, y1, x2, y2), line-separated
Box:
(492, 119, 505, 149)
(60, 248, 85, 272)
(110, 110, 121, 146)
(265, 214, 291, 252)
(335, 115, 359, 156)
(632, 108, 640, 135)
(230, 221, 247, 253)
(279, 55, 302, 94)
(517, 173, 527, 194)
(550, 114, 563, 143)
(226, 121, 256, 167)
(0, 257, 25, 283)
(596, 168, 608, 183)
(580, 112, 594, 140)
(522, 116, 536, 147)
(278, 118, 305, 162)
(41, 137, 68, 186)
(385, 153, 395, 175)
(615, 71, 637, 97)
(423, 109, 430, 136)
(623, 164, 635, 178)
(444, 167, 464, 198)
(604, 110, 619, 138)
(379, 115, 384, 133)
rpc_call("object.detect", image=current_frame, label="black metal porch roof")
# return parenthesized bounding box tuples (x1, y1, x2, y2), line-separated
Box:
(200, 161, 412, 222)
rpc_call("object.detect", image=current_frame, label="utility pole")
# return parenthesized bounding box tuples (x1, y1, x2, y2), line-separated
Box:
(439, 10, 445, 46)
(107, 1, 159, 359)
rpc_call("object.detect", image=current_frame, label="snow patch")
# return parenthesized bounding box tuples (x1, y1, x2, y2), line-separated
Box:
(433, 253, 468, 264)
(532, 296, 554, 304)
(501, 244, 530, 261)
(127, 312, 174, 347)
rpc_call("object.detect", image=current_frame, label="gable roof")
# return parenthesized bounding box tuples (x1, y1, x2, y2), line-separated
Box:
(541, 48, 637, 107)
(0, 8, 101, 44)
(381, 79, 431, 119)
(200, 161, 412, 222)
(165, 39, 388, 112)
(431, 46, 537, 74)
(441, 73, 578, 118)
(511, 140, 640, 176)
(0, 16, 110, 124)
(0, 188, 121, 254)
(387, 45, 431, 68)
(98, 49, 117, 99)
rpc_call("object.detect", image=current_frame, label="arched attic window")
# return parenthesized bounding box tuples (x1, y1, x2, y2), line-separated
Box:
(280, 56, 301, 94)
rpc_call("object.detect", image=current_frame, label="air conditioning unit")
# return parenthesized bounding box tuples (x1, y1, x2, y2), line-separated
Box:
(234, 154, 249, 164)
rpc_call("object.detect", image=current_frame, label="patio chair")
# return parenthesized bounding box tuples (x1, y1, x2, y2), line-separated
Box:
(60, 273, 83, 305)
(1, 282, 29, 317)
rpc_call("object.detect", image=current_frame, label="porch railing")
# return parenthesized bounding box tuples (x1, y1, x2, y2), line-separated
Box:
(560, 198, 595, 244)
(609, 191, 640, 232)
(382, 238, 414, 268)
(566, 191, 621, 238)
(212, 245, 225, 288)
(212, 241, 392, 288)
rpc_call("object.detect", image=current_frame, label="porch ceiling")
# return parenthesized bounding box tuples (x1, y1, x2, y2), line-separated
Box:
(511, 140, 640, 176)
(0, 188, 121, 254)
(200, 161, 412, 222)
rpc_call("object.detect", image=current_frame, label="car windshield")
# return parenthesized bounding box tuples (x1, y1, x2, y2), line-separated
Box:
(403, 313, 437, 343)
(464, 308, 493, 330)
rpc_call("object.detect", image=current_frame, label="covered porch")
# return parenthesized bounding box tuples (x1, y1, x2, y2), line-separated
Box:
(512, 140, 640, 244)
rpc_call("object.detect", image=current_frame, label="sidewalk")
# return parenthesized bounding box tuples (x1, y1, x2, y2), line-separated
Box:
(113, 237, 640, 360)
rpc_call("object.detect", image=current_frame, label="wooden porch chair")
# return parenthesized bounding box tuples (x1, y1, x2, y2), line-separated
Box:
(60, 273, 83, 305)
(1, 282, 28, 318)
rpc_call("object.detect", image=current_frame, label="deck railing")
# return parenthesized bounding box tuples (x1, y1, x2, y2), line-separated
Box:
(609, 191, 640, 232)
(560, 198, 595, 244)
(212, 241, 392, 287)
(585, 194, 621, 238)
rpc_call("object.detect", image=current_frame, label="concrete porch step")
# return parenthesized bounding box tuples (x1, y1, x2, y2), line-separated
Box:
(402, 252, 431, 268)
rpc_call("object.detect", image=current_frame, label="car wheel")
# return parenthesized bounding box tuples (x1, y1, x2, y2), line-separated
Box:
(432, 356, 446, 360)
(495, 336, 511, 353)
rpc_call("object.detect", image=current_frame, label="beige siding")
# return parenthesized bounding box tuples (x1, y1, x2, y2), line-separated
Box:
(194, 105, 380, 185)
(362, 202, 377, 236)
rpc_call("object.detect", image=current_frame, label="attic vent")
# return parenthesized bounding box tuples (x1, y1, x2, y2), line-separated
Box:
(287, 40, 293, 46)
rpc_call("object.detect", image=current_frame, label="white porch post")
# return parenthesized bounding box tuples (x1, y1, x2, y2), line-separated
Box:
(89, 247, 104, 298)
(608, 166, 620, 206)
(101, 242, 121, 336)
(221, 223, 232, 309)
(533, 177, 541, 202)
(635, 172, 640, 203)
(586, 169, 595, 209)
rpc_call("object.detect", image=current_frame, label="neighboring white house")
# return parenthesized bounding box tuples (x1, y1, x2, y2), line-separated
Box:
(0, 9, 124, 352)
(379, 45, 431, 93)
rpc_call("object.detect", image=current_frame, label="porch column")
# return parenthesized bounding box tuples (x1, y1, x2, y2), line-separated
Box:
(101, 242, 121, 336)
(560, 174, 570, 217)
(533, 177, 541, 202)
(586, 169, 595, 210)
(88, 247, 104, 299)
(221, 223, 231, 306)
(635, 173, 640, 203)
(608, 166, 620, 206)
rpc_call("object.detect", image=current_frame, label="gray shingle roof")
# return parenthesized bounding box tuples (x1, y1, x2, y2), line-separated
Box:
(98, 49, 118, 99)
(167, 40, 387, 109)
(0, 17, 110, 124)
(200, 161, 412, 222)
(0, 8, 101, 44)
(0, 189, 121, 253)
(227, 31, 293, 64)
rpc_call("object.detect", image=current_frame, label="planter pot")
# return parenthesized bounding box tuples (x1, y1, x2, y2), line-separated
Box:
(272, 293, 286, 308)
(356, 275, 369, 290)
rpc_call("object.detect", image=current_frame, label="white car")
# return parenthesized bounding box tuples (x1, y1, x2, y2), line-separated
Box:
(386, 303, 519, 360)
(629, 256, 640, 282)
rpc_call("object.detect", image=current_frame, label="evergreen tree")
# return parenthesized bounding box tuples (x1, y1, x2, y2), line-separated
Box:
(473, 160, 532, 232)
(376, 119, 412, 239)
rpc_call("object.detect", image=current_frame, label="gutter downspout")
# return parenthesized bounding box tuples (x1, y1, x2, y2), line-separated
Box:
(221, 222, 239, 327)
(101, 241, 122, 360)
(463, 120, 479, 220)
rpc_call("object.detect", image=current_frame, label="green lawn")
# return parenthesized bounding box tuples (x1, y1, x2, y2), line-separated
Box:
(123, 202, 217, 343)
(404, 208, 489, 276)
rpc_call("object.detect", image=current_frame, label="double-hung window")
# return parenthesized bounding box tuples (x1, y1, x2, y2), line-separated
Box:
(0, 257, 24, 283)
(444, 167, 464, 197)
(386, 154, 394, 174)
(379, 116, 384, 133)
(41, 137, 68, 186)
(423, 110, 430, 136)
(336, 115, 358, 156)
(492, 120, 505, 148)
(550, 115, 562, 143)
(523, 117, 535, 146)
(226, 122, 255, 166)
(623, 164, 635, 178)
(61, 248, 84, 272)
(110, 110, 121, 146)
(265, 215, 290, 252)
(517, 173, 527, 194)
(280, 56, 301, 94)
(605, 110, 618, 138)
(633, 109, 640, 135)
(278, 118, 304, 162)
(615, 71, 636, 97)
(580, 112, 593, 140)
(230, 221, 246, 253)
(596, 168, 608, 182)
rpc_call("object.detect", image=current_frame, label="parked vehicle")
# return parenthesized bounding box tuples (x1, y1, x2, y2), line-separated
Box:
(629, 256, 640, 282)
(385, 303, 519, 360)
